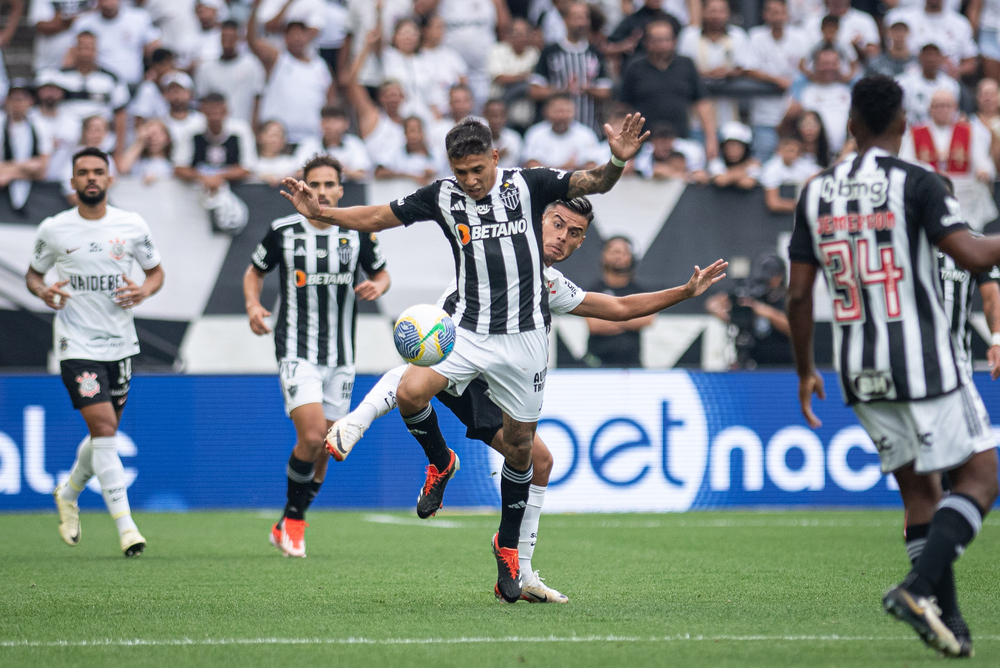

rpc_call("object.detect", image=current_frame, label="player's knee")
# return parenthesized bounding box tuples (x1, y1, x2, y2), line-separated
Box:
(87, 418, 117, 438)
(396, 384, 429, 416)
(532, 444, 553, 477)
(302, 430, 327, 456)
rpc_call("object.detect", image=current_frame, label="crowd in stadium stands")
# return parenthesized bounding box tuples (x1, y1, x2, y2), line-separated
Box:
(0, 0, 997, 228)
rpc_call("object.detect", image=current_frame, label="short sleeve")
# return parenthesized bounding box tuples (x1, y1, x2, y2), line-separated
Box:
(788, 189, 818, 265)
(687, 58, 706, 101)
(388, 182, 443, 226)
(914, 170, 969, 244)
(251, 226, 283, 273)
(30, 221, 55, 273)
(976, 265, 1000, 286)
(359, 231, 387, 275)
(547, 269, 587, 315)
(520, 166, 571, 209)
(529, 46, 552, 87)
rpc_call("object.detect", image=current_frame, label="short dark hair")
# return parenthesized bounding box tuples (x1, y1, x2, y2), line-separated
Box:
(321, 105, 349, 119)
(221, 19, 239, 30)
(200, 92, 226, 106)
(483, 98, 506, 112)
(302, 154, 343, 183)
(546, 197, 595, 226)
(77, 30, 96, 41)
(286, 21, 308, 32)
(850, 75, 904, 136)
(150, 48, 174, 65)
(547, 91, 575, 106)
(645, 16, 680, 40)
(445, 118, 492, 160)
(72, 146, 110, 169)
(820, 14, 840, 28)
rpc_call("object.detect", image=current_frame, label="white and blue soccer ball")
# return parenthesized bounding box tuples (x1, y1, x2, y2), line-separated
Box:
(393, 304, 456, 367)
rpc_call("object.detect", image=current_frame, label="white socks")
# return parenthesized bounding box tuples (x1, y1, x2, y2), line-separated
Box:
(91, 435, 135, 535)
(349, 365, 406, 428)
(519, 484, 546, 576)
(60, 436, 94, 503)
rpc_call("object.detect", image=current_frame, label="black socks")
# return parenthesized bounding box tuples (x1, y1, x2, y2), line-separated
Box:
(402, 405, 452, 471)
(498, 462, 533, 550)
(283, 454, 315, 521)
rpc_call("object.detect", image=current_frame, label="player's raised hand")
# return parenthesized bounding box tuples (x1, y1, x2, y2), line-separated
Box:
(989, 343, 1000, 381)
(42, 279, 71, 310)
(798, 371, 826, 429)
(686, 259, 728, 297)
(605, 113, 650, 164)
(247, 303, 272, 335)
(115, 274, 148, 309)
(281, 177, 322, 219)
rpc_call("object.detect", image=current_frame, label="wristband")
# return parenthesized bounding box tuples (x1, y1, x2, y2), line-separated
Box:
(610, 154, 627, 168)
(992, 332, 1000, 347)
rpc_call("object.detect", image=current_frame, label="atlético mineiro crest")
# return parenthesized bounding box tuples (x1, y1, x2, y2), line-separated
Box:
(76, 372, 100, 398)
(109, 238, 126, 260)
(499, 182, 520, 210)
(338, 237, 352, 265)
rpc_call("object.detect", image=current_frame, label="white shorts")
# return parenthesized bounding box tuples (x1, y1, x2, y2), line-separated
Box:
(278, 358, 355, 421)
(852, 383, 996, 474)
(433, 327, 548, 422)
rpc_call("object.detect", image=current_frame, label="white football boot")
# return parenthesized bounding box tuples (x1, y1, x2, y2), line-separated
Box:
(120, 527, 146, 557)
(519, 571, 569, 603)
(326, 420, 367, 462)
(53, 484, 81, 546)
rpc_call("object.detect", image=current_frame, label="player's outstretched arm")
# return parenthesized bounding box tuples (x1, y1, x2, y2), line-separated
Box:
(280, 177, 403, 232)
(566, 112, 650, 198)
(787, 260, 825, 428)
(569, 260, 727, 320)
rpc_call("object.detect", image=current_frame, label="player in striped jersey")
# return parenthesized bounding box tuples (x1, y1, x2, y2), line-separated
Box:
(327, 197, 727, 603)
(244, 155, 390, 558)
(281, 115, 649, 601)
(787, 75, 1000, 656)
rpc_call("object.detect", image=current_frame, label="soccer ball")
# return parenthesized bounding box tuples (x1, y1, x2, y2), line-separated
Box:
(393, 304, 456, 367)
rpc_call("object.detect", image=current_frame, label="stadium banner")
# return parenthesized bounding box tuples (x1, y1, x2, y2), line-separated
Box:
(2, 370, 999, 512)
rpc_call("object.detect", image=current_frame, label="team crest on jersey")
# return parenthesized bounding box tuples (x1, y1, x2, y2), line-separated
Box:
(108, 238, 126, 260)
(76, 372, 100, 398)
(499, 182, 520, 210)
(59, 337, 69, 353)
(286, 385, 298, 398)
(338, 237, 352, 265)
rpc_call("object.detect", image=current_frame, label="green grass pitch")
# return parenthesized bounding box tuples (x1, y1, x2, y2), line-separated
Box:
(2, 509, 1000, 667)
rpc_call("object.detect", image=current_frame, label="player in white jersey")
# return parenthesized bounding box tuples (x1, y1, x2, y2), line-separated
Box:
(327, 197, 727, 602)
(282, 115, 649, 601)
(787, 76, 1000, 656)
(27, 147, 164, 557)
(244, 155, 390, 558)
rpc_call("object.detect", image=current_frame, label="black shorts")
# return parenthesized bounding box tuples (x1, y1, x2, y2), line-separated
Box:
(59, 357, 132, 411)
(435, 375, 503, 446)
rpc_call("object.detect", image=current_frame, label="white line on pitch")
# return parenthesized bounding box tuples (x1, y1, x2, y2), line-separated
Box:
(362, 514, 462, 528)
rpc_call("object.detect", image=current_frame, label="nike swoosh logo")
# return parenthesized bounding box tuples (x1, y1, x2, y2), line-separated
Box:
(66, 247, 81, 254)
(418, 322, 445, 346)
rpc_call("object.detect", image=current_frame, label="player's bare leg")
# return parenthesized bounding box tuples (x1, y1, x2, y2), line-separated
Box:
(273, 404, 328, 557)
(396, 366, 458, 519)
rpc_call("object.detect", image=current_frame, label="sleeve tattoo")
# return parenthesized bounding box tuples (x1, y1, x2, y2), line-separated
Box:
(566, 162, 625, 198)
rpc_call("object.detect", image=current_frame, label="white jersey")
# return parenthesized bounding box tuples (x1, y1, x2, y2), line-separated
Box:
(30, 206, 161, 362)
(437, 265, 586, 316)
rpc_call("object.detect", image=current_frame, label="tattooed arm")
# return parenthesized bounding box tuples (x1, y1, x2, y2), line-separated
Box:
(566, 113, 650, 198)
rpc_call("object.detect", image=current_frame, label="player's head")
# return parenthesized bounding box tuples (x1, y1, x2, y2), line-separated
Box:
(847, 75, 905, 151)
(302, 155, 344, 208)
(541, 197, 592, 264)
(71, 147, 112, 206)
(445, 118, 499, 200)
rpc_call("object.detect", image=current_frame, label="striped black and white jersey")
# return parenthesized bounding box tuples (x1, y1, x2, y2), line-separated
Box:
(390, 167, 571, 335)
(529, 42, 613, 135)
(251, 214, 386, 366)
(788, 147, 969, 404)
(938, 252, 1000, 373)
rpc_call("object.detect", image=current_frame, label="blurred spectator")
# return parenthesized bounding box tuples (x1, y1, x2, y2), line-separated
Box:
(0, 80, 52, 210)
(746, 0, 810, 161)
(59, 114, 118, 197)
(900, 89, 997, 230)
(381, 17, 436, 123)
(802, 0, 879, 63)
(294, 105, 372, 181)
(607, 0, 691, 61)
(30, 0, 92, 73)
(971, 0, 1000, 80)
(117, 118, 174, 184)
(249, 0, 335, 145)
(761, 134, 819, 213)
(73, 0, 162, 87)
(800, 15, 858, 81)
(30, 71, 80, 182)
(486, 17, 540, 131)
(0, 1, 20, 49)
(421, 15, 470, 119)
(678, 0, 749, 131)
(884, 0, 978, 78)
(315, 0, 349, 77)
(141, 0, 223, 71)
(254, 119, 300, 185)
(376, 115, 438, 184)
(195, 20, 267, 126)
(343, 0, 414, 92)
(791, 48, 851, 152)
(52, 31, 130, 155)
(620, 20, 718, 159)
(433, 0, 511, 104)
(185, 1, 225, 71)
(975, 77, 1000, 172)
(786, 0, 824, 26)
(706, 254, 791, 369)
(865, 21, 916, 78)
(538, 0, 572, 44)
(161, 72, 207, 148)
(255, 0, 328, 50)
(897, 43, 960, 126)
(174, 93, 255, 234)
(530, 2, 613, 135)
(633, 122, 707, 179)
(345, 29, 408, 170)
(128, 48, 175, 126)
(792, 109, 830, 167)
(523, 92, 607, 169)
(708, 121, 760, 189)
(428, 84, 479, 166)
(585, 236, 654, 368)
(483, 98, 523, 168)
